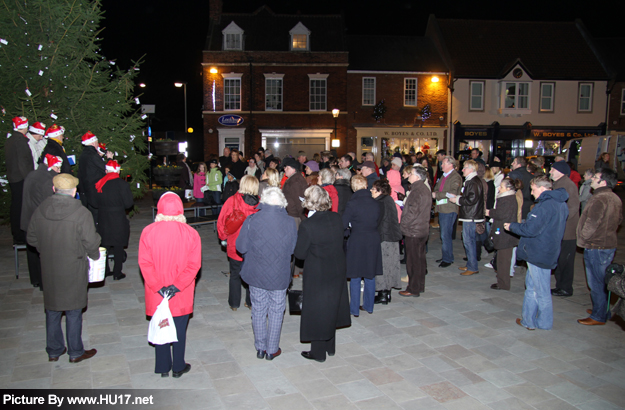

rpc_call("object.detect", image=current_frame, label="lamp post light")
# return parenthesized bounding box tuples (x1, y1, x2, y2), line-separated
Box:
(332, 108, 340, 148)
(174, 82, 188, 133)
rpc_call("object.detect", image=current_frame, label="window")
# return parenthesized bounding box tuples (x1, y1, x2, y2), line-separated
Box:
(469, 81, 484, 111)
(222, 22, 244, 51)
(404, 78, 417, 106)
(290, 22, 310, 51)
(362, 77, 376, 106)
(578, 83, 593, 112)
(308, 74, 328, 111)
(264, 74, 284, 111)
(540, 83, 555, 112)
(500, 82, 530, 110)
(222, 73, 242, 111)
(621, 89, 625, 115)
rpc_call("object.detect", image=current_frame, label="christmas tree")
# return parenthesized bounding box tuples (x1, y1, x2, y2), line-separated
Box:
(372, 99, 387, 122)
(0, 0, 148, 218)
(420, 103, 431, 121)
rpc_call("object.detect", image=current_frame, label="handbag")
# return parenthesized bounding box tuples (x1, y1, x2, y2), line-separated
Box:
(223, 197, 246, 235)
(147, 296, 178, 345)
(484, 234, 495, 253)
(476, 221, 485, 235)
(287, 289, 303, 314)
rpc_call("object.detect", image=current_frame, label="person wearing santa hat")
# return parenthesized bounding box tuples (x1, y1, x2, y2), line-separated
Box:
(78, 130, 113, 223)
(39, 124, 71, 174)
(139, 192, 201, 378)
(26, 121, 48, 169)
(6, 116, 34, 244)
(94, 160, 134, 280)
(20, 154, 63, 290)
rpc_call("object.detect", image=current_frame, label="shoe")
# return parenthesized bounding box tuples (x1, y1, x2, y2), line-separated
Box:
(386, 290, 391, 303)
(490, 283, 502, 290)
(577, 317, 605, 326)
(301, 351, 326, 363)
(230, 307, 237, 311)
(113, 273, 126, 281)
(484, 263, 493, 269)
(359, 306, 373, 314)
(244, 303, 251, 309)
(374, 291, 388, 305)
(552, 289, 572, 297)
(439, 262, 452, 268)
(401, 276, 409, 282)
(293, 274, 300, 278)
(49, 347, 67, 362)
(460, 270, 478, 276)
(172, 363, 191, 378)
(161, 372, 169, 378)
(69, 349, 97, 363)
(398, 290, 419, 297)
(266, 348, 281, 360)
(256, 350, 266, 359)
(458, 266, 468, 271)
(435, 258, 443, 263)
(352, 314, 359, 318)
(516, 318, 535, 331)
(586, 309, 593, 315)
(463, 257, 468, 261)
(400, 258, 406, 265)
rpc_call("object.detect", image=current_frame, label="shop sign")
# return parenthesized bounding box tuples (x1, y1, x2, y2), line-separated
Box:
(383, 130, 440, 137)
(218, 115, 244, 126)
(531, 130, 598, 138)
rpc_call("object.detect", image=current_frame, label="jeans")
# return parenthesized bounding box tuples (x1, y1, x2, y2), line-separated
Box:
(195, 197, 206, 216)
(210, 190, 222, 217)
(46, 309, 84, 359)
(155, 314, 189, 373)
(521, 263, 553, 330)
(462, 221, 478, 271)
(439, 212, 457, 263)
(584, 248, 615, 322)
(350, 277, 375, 315)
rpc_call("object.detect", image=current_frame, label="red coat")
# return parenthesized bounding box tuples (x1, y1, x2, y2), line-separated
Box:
(569, 170, 582, 188)
(139, 220, 201, 317)
(323, 184, 339, 212)
(217, 193, 259, 261)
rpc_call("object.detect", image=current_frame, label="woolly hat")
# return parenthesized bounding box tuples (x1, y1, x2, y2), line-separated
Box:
(44, 154, 63, 171)
(157, 192, 183, 216)
(12, 116, 28, 131)
(391, 157, 403, 168)
(304, 160, 319, 173)
(45, 124, 65, 139)
(53, 173, 79, 190)
(282, 157, 300, 172)
(105, 160, 121, 173)
(81, 131, 98, 145)
(29, 122, 46, 136)
(551, 161, 571, 177)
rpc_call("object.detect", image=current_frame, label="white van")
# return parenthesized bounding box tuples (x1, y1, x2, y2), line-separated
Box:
(561, 131, 625, 182)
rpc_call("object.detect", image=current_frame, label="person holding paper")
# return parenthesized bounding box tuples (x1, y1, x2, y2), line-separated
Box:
(431, 156, 462, 268)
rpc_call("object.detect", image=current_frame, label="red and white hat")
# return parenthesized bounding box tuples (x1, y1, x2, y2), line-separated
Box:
(81, 131, 97, 145)
(105, 160, 121, 173)
(29, 122, 46, 136)
(45, 124, 65, 139)
(12, 116, 28, 131)
(97, 142, 107, 155)
(44, 154, 63, 171)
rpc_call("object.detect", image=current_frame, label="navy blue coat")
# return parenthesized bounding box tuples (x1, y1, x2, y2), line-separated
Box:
(237, 203, 297, 290)
(509, 188, 568, 269)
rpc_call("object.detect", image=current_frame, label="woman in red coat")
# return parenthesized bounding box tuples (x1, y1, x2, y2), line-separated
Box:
(217, 175, 259, 310)
(139, 192, 202, 378)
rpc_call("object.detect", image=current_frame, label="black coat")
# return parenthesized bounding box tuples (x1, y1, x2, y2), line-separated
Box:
(21, 166, 56, 231)
(342, 189, 383, 279)
(333, 179, 352, 216)
(488, 194, 519, 250)
(294, 211, 351, 341)
(229, 160, 247, 181)
(5, 131, 33, 183)
(39, 139, 71, 174)
(78, 145, 106, 207)
(376, 194, 402, 242)
(94, 177, 134, 247)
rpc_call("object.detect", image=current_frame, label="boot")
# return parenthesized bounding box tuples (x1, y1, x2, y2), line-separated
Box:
(386, 290, 391, 304)
(374, 291, 388, 305)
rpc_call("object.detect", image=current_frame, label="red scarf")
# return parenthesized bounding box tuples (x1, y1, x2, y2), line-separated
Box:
(95, 173, 119, 193)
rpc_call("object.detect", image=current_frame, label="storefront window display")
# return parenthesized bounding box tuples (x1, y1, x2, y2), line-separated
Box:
(381, 137, 439, 159)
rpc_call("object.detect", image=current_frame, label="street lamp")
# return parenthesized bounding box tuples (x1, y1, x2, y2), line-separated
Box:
(332, 108, 340, 147)
(174, 82, 188, 133)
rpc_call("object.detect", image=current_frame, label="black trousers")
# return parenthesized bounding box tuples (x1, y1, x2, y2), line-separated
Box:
(405, 236, 427, 295)
(311, 335, 336, 361)
(154, 314, 189, 373)
(9, 180, 26, 243)
(104, 245, 125, 278)
(26, 243, 42, 288)
(553, 239, 577, 294)
(229, 258, 251, 308)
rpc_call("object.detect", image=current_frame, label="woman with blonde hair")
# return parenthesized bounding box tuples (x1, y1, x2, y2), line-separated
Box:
(258, 167, 280, 197)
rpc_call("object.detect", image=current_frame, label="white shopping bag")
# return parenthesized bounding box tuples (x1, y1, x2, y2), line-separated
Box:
(88, 247, 107, 283)
(147, 296, 178, 345)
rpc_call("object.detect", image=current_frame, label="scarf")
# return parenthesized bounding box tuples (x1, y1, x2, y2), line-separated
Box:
(95, 173, 119, 193)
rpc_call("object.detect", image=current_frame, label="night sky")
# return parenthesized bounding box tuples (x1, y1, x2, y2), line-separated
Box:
(99, 0, 622, 159)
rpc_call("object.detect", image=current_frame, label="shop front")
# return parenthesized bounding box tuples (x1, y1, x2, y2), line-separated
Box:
(355, 126, 447, 163)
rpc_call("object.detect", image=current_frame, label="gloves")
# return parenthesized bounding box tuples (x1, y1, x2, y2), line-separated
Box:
(158, 285, 181, 298)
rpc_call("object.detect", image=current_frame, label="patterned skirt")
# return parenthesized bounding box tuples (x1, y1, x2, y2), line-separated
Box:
(375, 241, 401, 290)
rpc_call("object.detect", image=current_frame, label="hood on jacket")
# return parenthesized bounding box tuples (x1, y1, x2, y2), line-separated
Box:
(157, 191, 183, 215)
(537, 188, 569, 203)
(242, 193, 259, 207)
(41, 194, 83, 221)
(387, 169, 405, 194)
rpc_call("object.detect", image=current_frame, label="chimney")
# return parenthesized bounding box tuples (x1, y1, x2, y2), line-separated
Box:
(209, 0, 223, 24)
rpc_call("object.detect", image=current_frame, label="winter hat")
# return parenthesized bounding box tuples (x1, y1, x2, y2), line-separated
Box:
(45, 124, 65, 139)
(44, 154, 63, 171)
(209, 158, 218, 165)
(157, 192, 183, 216)
(361, 161, 376, 170)
(81, 131, 98, 145)
(29, 122, 46, 136)
(304, 160, 319, 173)
(12, 116, 28, 131)
(53, 173, 79, 190)
(105, 160, 121, 173)
(97, 142, 107, 155)
(551, 161, 571, 177)
(282, 157, 300, 172)
(391, 157, 403, 168)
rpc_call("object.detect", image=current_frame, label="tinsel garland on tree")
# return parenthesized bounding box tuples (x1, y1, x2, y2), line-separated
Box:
(0, 0, 148, 218)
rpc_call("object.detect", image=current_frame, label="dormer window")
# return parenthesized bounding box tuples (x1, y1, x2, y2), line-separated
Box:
(290, 22, 310, 51)
(222, 21, 244, 51)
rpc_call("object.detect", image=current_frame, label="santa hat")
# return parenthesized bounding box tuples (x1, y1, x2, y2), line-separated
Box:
(44, 154, 63, 171)
(29, 122, 46, 136)
(97, 142, 107, 155)
(12, 116, 28, 131)
(45, 124, 65, 139)
(105, 160, 121, 173)
(157, 192, 183, 216)
(81, 131, 98, 145)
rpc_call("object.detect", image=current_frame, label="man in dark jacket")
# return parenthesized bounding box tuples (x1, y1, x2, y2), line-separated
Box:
(6, 116, 34, 244)
(78, 131, 112, 223)
(549, 161, 580, 297)
(27, 173, 101, 363)
(334, 168, 353, 216)
(229, 149, 247, 180)
(360, 161, 379, 189)
(450, 160, 484, 276)
(281, 157, 308, 277)
(508, 156, 533, 220)
(505, 176, 568, 330)
(21, 154, 62, 289)
(219, 147, 232, 170)
(39, 124, 71, 174)
(576, 168, 623, 325)
(432, 156, 462, 268)
(399, 167, 431, 297)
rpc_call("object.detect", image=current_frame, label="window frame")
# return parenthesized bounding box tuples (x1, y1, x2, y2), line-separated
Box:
(222, 21, 244, 51)
(469, 81, 485, 111)
(308, 74, 328, 111)
(289, 22, 311, 51)
(362, 77, 376, 106)
(404, 78, 417, 107)
(264, 74, 284, 111)
(621, 88, 625, 116)
(578, 82, 594, 113)
(539, 82, 555, 112)
(222, 73, 243, 111)
(498, 81, 531, 114)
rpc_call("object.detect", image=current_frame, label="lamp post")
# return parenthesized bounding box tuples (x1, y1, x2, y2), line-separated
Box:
(332, 108, 340, 148)
(174, 82, 188, 133)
